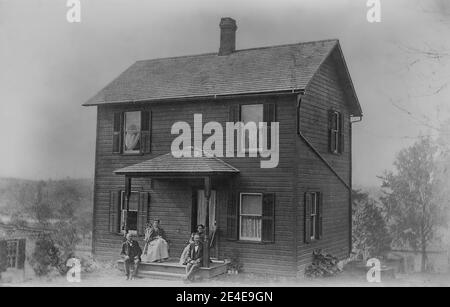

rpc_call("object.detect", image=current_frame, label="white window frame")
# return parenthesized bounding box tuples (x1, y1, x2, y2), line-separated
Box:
(239, 192, 263, 242)
(330, 111, 340, 154)
(123, 111, 142, 154)
(120, 191, 139, 235)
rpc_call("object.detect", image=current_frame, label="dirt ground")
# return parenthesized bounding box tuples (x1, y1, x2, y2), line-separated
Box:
(2, 268, 450, 287)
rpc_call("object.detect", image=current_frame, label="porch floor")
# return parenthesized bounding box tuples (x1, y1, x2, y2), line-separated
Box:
(117, 258, 229, 280)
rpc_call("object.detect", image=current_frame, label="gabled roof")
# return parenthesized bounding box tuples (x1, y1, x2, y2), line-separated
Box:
(114, 151, 240, 176)
(84, 39, 362, 116)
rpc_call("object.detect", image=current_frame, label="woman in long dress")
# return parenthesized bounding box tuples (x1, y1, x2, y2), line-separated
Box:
(141, 220, 169, 262)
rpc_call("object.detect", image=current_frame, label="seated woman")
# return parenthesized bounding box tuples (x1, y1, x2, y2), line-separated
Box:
(141, 220, 169, 263)
(179, 225, 205, 265)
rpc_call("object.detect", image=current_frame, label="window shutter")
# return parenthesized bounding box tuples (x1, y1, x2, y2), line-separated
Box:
(338, 113, 344, 154)
(229, 104, 240, 122)
(0, 240, 7, 272)
(17, 239, 26, 269)
(140, 110, 152, 154)
(138, 192, 150, 236)
(328, 110, 335, 153)
(109, 191, 121, 233)
(226, 189, 238, 240)
(318, 193, 323, 240)
(304, 192, 312, 243)
(263, 103, 276, 149)
(262, 193, 275, 243)
(113, 112, 123, 154)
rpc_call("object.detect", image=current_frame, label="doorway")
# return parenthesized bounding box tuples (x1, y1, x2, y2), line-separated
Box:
(191, 189, 216, 233)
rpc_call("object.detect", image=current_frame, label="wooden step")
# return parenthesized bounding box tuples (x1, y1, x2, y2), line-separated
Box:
(117, 259, 229, 279)
(138, 270, 185, 280)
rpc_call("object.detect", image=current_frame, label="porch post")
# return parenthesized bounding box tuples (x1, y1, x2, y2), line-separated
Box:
(203, 176, 211, 268)
(124, 176, 132, 234)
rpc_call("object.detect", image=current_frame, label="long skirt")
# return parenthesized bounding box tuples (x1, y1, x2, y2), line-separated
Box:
(141, 238, 169, 262)
(179, 244, 190, 265)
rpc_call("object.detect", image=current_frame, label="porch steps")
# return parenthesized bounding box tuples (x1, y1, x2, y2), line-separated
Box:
(138, 270, 185, 280)
(117, 259, 229, 280)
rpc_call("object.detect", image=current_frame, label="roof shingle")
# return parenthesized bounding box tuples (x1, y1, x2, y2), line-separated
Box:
(114, 151, 240, 175)
(84, 40, 339, 106)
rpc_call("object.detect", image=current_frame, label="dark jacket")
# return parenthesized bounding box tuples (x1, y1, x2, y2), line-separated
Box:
(121, 240, 142, 260)
(187, 242, 203, 263)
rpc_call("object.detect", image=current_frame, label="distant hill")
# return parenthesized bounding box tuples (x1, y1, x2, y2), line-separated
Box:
(0, 177, 93, 233)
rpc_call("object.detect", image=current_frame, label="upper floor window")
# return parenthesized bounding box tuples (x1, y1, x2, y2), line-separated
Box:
(240, 104, 263, 152)
(113, 110, 152, 154)
(328, 110, 344, 154)
(235, 103, 276, 152)
(124, 111, 141, 153)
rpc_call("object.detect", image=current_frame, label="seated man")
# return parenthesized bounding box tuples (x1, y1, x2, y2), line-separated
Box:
(121, 232, 142, 280)
(184, 233, 203, 282)
(179, 224, 206, 265)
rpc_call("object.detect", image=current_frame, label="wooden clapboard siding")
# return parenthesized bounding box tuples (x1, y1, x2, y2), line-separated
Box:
(295, 48, 352, 274)
(299, 49, 352, 184)
(92, 94, 299, 276)
(217, 95, 298, 277)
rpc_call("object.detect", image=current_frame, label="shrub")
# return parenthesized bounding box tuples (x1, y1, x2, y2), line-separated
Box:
(30, 234, 61, 276)
(304, 249, 342, 278)
(226, 249, 243, 273)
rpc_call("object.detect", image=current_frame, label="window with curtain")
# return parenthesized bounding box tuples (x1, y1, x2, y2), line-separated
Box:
(240, 104, 263, 152)
(120, 191, 139, 234)
(124, 111, 141, 153)
(240, 193, 263, 241)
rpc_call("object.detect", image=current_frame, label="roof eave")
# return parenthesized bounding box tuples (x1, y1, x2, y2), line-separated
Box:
(113, 170, 239, 177)
(82, 89, 304, 107)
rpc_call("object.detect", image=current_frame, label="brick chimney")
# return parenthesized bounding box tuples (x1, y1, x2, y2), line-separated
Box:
(218, 17, 237, 56)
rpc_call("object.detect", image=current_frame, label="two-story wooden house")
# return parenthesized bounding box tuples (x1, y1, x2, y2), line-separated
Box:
(83, 17, 362, 277)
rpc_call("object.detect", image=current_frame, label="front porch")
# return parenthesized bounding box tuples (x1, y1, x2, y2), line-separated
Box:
(114, 149, 240, 275)
(117, 258, 230, 280)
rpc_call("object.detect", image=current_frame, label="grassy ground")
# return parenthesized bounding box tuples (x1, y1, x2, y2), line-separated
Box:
(2, 267, 450, 287)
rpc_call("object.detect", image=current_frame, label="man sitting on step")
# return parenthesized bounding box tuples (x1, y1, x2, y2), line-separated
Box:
(121, 232, 142, 280)
(184, 233, 203, 282)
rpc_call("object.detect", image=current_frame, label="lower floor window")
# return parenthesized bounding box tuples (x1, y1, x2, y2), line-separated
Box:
(6, 240, 19, 268)
(240, 193, 263, 241)
(305, 191, 322, 243)
(310, 193, 318, 240)
(120, 191, 139, 234)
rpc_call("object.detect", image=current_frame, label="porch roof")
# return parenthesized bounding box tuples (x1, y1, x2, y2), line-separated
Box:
(113, 152, 240, 177)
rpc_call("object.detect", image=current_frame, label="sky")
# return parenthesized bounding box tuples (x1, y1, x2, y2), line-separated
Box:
(0, 0, 449, 186)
